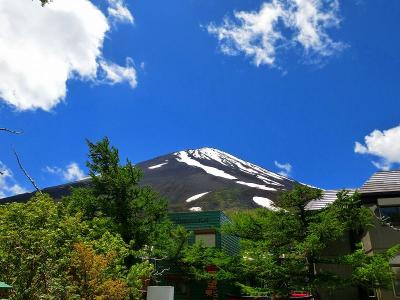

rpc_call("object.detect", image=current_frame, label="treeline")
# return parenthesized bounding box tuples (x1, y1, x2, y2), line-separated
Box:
(0, 138, 399, 300)
(0, 138, 188, 300)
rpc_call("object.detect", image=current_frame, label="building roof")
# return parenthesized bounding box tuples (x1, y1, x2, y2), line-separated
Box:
(305, 189, 355, 211)
(360, 170, 400, 195)
(0, 282, 12, 289)
(305, 190, 340, 211)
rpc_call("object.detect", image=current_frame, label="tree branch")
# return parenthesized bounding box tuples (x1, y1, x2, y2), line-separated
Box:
(152, 267, 170, 283)
(376, 215, 400, 232)
(0, 128, 23, 175)
(0, 128, 22, 134)
(13, 148, 42, 194)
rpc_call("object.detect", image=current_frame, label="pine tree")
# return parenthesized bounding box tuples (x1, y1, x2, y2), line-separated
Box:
(86, 137, 169, 249)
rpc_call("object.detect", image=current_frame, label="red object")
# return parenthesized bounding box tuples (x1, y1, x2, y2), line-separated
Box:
(206, 265, 218, 272)
(289, 291, 312, 299)
(227, 296, 269, 300)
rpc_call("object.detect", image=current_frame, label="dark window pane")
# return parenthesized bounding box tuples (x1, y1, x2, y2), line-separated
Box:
(393, 267, 400, 297)
(394, 280, 400, 297)
(380, 206, 400, 224)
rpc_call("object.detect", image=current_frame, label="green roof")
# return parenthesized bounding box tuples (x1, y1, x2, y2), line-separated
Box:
(0, 282, 12, 289)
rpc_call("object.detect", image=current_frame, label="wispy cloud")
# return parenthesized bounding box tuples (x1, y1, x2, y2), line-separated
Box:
(0, 162, 27, 198)
(44, 162, 86, 182)
(107, 0, 134, 24)
(207, 0, 345, 68)
(274, 161, 292, 177)
(355, 125, 400, 170)
(98, 58, 137, 88)
(0, 0, 135, 111)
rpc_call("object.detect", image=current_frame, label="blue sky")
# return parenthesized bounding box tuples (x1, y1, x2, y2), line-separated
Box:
(0, 0, 400, 195)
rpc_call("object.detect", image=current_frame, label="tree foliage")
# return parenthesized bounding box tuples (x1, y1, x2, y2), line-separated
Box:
(0, 138, 188, 299)
(0, 193, 130, 300)
(185, 185, 400, 299)
(85, 138, 169, 248)
(38, 0, 50, 6)
(0, 194, 79, 299)
(68, 242, 129, 300)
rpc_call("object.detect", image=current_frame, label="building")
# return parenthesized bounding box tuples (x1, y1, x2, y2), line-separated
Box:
(309, 172, 400, 300)
(164, 211, 242, 300)
(359, 171, 400, 300)
(0, 281, 12, 299)
(296, 172, 400, 300)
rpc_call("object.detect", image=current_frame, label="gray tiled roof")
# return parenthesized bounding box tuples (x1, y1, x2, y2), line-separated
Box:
(360, 170, 400, 194)
(305, 190, 341, 211)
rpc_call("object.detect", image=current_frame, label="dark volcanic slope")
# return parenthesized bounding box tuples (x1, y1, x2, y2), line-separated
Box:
(136, 148, 295, 211)
(1, 148, 295, 212)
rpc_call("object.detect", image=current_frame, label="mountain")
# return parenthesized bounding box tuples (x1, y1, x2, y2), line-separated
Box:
(1, 148, 296, 211)
(136, 148, 295, 211)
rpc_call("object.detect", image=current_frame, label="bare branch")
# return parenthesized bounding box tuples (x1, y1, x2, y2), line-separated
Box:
(0, 128, 22, 134)
(13, 148, 42, 194)
(376, 215, 400, 232)
(0, 128, 22, 175)
(152, 267, 170, 283)
(147, 256, 170, 283)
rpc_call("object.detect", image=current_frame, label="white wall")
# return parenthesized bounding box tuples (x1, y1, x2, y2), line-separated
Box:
(146, 286, 174, 300)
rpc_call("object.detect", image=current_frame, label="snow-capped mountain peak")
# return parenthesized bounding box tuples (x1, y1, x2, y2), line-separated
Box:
(3, 147, 298, 212)
(134, 147, 295, 211)
(174, 147, 292, 186)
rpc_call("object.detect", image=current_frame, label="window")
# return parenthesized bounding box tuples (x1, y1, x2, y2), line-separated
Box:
(393, 267, 400, 298)
(195, 232, 216, 247)
(379, 206, 400, 224)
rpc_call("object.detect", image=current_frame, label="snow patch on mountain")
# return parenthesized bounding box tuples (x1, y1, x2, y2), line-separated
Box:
(236, 181, 277, 191)
(186, 191, 210, 202)
(178, 148, 291, 185)
(256, 175, 284, 186)
(189, 207, 202, 212)
(175, 151, 237, 180)
(253, 196, 279, 210)
(148, 160, 168, 169)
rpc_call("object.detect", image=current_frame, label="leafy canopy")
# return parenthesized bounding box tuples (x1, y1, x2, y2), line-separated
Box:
(0, 138, 188, 299)
(186, 185, 400, 298)
(38, 0, 50, 6)
(84, 137, 169, 248)
(0, 194, 130, 300)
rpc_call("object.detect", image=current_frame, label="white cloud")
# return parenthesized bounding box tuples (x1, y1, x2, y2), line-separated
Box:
(44, 162, 85, 182)
(0, 0, 136, 111)
(371, 161, 391, 172)
(98, 58, 137, 88)
(107, 0, 134, 24)
(0, 162, 27, 198)
(274, 161, 292, 177)
(63, 163, 85, 181)
(207, 0, 344, 67)
(355, 125, 400, 170)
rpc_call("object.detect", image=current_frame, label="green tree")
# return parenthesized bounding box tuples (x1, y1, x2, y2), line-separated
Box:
(85, 138, 169, 248)
(38, 0, 50, 6)
(66, 138, 188, 286)
(0, 194, 83, 299)
(0, 138, 188, 299)
(186, 185, 400, 299)
(0, 192, 139, 299)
